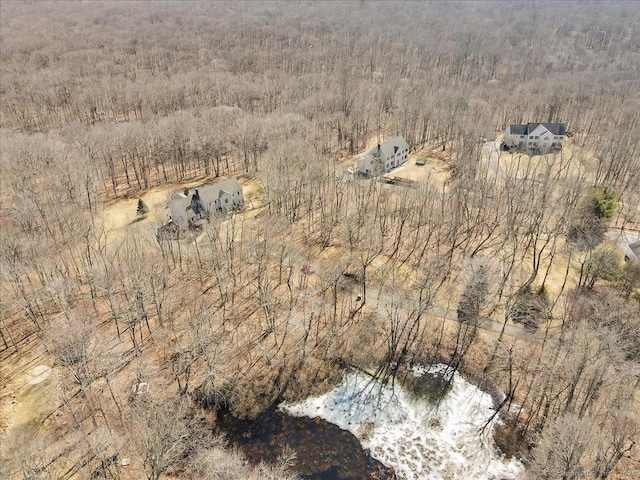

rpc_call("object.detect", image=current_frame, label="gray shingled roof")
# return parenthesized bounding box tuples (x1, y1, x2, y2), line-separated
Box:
(169, 177, 242, 217)
(605, 232, 640, 263)
(509, 125, 528, 135)
(531, 123, 566, 135)
(509, 123, 566, 136)
(373, 136, 409, 159)
(630, 240, 640, 262)
(194, 177, 241, 202)
(169, 194, 191, 215)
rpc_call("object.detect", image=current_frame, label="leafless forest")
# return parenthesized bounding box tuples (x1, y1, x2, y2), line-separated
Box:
(1, 1, 640, 479)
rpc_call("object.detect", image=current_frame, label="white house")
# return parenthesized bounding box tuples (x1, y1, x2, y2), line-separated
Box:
(357, 136, 410, 176)
(606, 232, 640, 264)
(503, 123, 567, 151)
(168, 177, 243, 228)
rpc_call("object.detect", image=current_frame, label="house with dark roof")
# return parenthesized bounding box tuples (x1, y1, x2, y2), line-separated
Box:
(357, 136, 410, 175)
(168, 177, 243, 228)
(503, 123, 567, 151)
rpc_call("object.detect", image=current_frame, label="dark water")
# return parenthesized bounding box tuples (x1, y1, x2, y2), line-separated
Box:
(216, 408, 396, 480)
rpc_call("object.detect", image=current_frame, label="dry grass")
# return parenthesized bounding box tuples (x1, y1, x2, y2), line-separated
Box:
(100, 175, 266, 242)
(385, 155, 451, 185)
(0, 350, 56, 438)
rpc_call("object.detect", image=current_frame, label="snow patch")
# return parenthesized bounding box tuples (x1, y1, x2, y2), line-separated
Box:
(409, 362, 454, 379)
(28, 365, 51, 385)
(281, 366, 524, 480)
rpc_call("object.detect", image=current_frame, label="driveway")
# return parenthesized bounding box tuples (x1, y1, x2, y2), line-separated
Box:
(428, 304, 537, 342)
(482, 140, 504, 178)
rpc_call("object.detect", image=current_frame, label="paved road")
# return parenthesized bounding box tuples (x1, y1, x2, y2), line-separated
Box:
(336, 279, 536, 344)
(428, 304, 537, 343)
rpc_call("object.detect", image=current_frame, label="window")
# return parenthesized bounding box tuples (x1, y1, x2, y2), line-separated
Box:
(534, 136, 539, 139)
(225, 198, 228, 203)
(529, 136, 533, 139)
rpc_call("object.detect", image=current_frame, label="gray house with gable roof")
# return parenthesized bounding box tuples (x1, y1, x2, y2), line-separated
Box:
(357, 136, 410, 176)
(168, 177, 243, 228)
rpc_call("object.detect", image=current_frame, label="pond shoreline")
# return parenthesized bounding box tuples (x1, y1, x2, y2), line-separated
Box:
(215, 362, 523, 479)
(215, 405, 396, 480)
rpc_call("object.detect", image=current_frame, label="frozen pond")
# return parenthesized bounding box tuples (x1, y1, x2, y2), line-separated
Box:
(282, 365, 524, 480)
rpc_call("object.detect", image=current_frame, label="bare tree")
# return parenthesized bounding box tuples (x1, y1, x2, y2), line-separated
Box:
(530, 413, 598, 480)
(126, 396, 201, 480)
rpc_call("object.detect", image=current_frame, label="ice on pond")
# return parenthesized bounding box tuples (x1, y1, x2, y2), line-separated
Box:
(282, 365, 524, 480)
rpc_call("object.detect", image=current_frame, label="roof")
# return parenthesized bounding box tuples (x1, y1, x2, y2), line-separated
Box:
(508, 123, 566, 136)
(509, 125, 528, 135)
(630, 240, 640, 262)
(169, 193, 191, 214)
(529, 123, 566, 135)
(169, 177, 242, 215)
(193, 177, 241, 202)
(372, 136, 409, 159)
(605, 232, 640, 263)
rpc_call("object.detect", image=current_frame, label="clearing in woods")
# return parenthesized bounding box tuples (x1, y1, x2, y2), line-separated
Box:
(99, 175, 265, 241)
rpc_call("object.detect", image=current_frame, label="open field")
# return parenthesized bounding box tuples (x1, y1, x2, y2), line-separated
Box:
(385, 154, 451, 185)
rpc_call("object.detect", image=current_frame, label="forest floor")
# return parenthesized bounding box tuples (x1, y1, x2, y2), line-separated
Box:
(0, 341, 58, 459)
(0, 174, 268, 448)
(94, 163, 541, 366)
(4, 140, 631, 477)
(97, 153, 564, 352)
